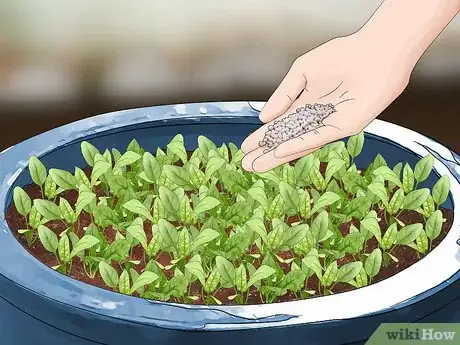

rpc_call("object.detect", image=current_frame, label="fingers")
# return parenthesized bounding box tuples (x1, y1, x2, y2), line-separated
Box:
(241, 125, 271, 154)
(273, 125, 346, 158)
(242, 146, 318, 173)
(259, 63, 307, 123)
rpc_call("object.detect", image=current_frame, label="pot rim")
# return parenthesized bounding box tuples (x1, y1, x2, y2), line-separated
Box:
(0, 101, 459, 331)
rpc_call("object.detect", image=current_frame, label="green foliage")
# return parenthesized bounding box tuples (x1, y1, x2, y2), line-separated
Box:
(13, 133, 451, 305)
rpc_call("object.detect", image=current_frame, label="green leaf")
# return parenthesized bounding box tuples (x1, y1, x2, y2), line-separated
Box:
(159, 186, 179, 215)
(166, 136, 187, 164)
(74, 167, 91, 190)
(337, 262, 362, 283)
(59, 198, 77, 224)
(280, 165, 296, 185)
(123, 199, 153, 221)
(425, 210, 443, 240)
(403, 189, 430, 210)
(414, 154, 434, 183)
(205, 155, 226, 180)
(311, 211, 329, 242)
(142, 152, 162, 182)
(58, 234, 71, 263)
(396, 223, 423, 245)
(248, 185, 268, 210)
(158, 219, 178, 249)
(70, 235, 99, 257)
(28, 206, 42, 229)
(204, 268, 221, 293)
(198, 135, 217, 161)
(49, 169, 76, 190)
(361, 212, 382, 243)
(151, 198, 165, 224)
(93, 204, 122, 227)
(127, 139, 143, 155)
(146, 226, 163, 257)
(416, 230, 429, 254)
(388, 188, 405, 215)
(309, 166, 326, 191)
(178, 195, 194, 225)
(279, 181, 300, 210)
(29, 156, 47, 186)
(221, 171, 249, 194)
(163, 165, 191, 187)
(34, 199, 61, 220)
(321, 261, 338, 287)
(311, 192, 340, 215)
(91, 158, 111, 185)
(118, 270, 131, 295)
(267, 194, 285, 220)
(130, 271, 159, 294)
(365, 248, 382, 278)
(235, 264, 248, 293)
(325, 158, 345, 183)
(402, 164, 415, 193)
(294, 155, 314, 182)
(43, 175, 58, 199)
(355, 267, 368, 287)
(372, 166, 402, 187)
(99, 261, 119, 289)
(216, 256, 235, 286)
(177, 228, 191, 257)
(337, 231, 365, 254)
(432, 176, 450, 206)
(81, 141, 100, 167)
(347, 131, 364, 158)
(114, 151, 141, 170)
(38, 225, 58, 253)
(266, 222, 285, 250)
(194, 196, 220, 216)
(422, 194, 436, 217)
(191, 228, 220, 251)
(126, 217, 147, 249)
(381, 223, 398, 250)
(248, 265, 275, 287)
(185, 255, 206, 286)
(280, 270, 306, 292)
(104, 239, 131, 261)
(298, 189, 311, 218)
(246, 218, 267, 242)
(75, 191, 96, 216)
(283, 224, 308, 247)
(367, 182, 388, 207)
(302, 249, 323, 280)
(13, 187, 32, 217)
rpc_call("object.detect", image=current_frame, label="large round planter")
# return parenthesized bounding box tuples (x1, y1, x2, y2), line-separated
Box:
(0, 101, 459, 345)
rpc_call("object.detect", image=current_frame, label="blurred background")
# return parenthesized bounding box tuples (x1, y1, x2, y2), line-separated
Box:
(0, 0, 459, 152)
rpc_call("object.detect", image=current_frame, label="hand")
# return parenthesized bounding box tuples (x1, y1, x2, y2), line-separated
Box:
(241, 33, 413, 173)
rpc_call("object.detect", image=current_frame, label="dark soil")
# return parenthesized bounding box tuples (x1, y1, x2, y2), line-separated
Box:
(5, 160, 454, 305)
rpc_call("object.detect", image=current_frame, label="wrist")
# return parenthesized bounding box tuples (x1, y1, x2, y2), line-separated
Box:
(355, 0, 460, 71)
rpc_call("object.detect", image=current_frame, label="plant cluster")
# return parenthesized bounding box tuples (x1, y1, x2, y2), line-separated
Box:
(12, 132, 451, 305)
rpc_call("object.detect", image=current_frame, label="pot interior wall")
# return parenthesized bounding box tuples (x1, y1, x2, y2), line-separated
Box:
(5, 116, 454, 210)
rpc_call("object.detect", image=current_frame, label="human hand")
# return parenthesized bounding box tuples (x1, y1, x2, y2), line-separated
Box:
(241, 33, 414, 173)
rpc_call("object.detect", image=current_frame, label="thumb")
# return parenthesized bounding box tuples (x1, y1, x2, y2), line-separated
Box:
(259, 62, 307, 123)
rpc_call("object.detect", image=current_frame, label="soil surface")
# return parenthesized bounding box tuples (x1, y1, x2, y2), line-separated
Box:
(5, 160, 454, 305)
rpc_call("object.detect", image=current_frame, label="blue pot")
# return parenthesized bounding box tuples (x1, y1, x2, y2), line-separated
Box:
(1, 102, 459, 345)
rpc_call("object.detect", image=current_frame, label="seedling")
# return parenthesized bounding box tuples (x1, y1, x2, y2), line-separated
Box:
(10, 132, 451, 305)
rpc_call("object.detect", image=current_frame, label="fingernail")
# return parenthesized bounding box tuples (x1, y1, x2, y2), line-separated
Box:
(241, 155, 254, 172)
(252, 157, 272, 173)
